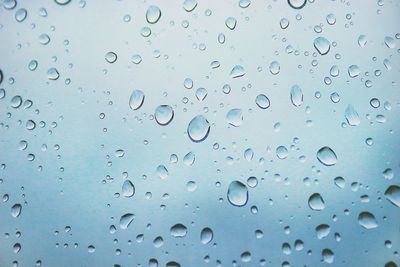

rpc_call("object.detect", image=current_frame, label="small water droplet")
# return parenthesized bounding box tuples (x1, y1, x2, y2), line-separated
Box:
(288, 0, 306, 9)
(105, 52, 117, 63)
(276, 146, 289, 159)
(47, 68, 59, 80)
(11, 204, 22, 218)
(183, 0, 197, 12)
(11, 95, 22, 108)
(358, 35, 367, 48)
(384, 185, 400, 207)
(225, 17, 237, 30)
(344, 105, 360, 126)
(15, 8, 27, 22)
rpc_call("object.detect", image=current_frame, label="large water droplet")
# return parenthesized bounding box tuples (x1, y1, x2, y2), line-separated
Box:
(288, 0, 306, 9)
(230, 65, 245, 78)
(119, 213, 134, 229)
(11, 95, 22, 108)
(384, 185, 400, 207)
(316, 224, 330, 239)
(11, 203, 22, 218)
(122, 180, 135, 198)
(290, 85, 303, 107)
(317, 146, 337, 166)
(314, 37, 331, 55)
(146, 6, 161, 24)
(200, 227, 213, 244)
(129, 90, 145, 110)
(187, 115, 210, 142)
(155, 105, 174, 126)
(227, 181, 248, 207)
(170, 224, 187, 238)
(308, 193, 325, 211)
(226, 108, 243, 127)
(358, 35, 367, 48)
(15, 8, 27, 22)
(358, 211, 378, 229)
(183, 0, 197, 12)
(322, 249, 334, 264)
(344, 105, 360, 126)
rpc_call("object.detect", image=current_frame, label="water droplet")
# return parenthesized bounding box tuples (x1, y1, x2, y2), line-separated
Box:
(344, 105, 360, 126)
(326, 13, 336, 25)
(317, 146, 337, 166)
(314, 37, 331, 55)
(280, 18, 289, 29)
(348, 65, 360, 78)
(129, 90, 145, 110)
(384, 36, 396, 48)
(322, 249, 334, 264)
(225, 17, 237, 30)
(170, 224, 187, 238)
(276, 146, 289, 159)
(28, 60, 38, 71)
(153, 236, 164, 248)
(187, 115, 210, 142)
(244, 148, 254, 161)
(358, 211, 378, 229)
(290, 85, 303, 107)
(105, 52, 117, 63)
(156, 165, 169, 179)
(87, 245, 95, 253)
(47, 68, 59, 80)
(370, 98, 380, 108)
(226, 108, 243, 127)
(11, 95, 22, 108)
(230, 65, 245, 78)
(15, 8, 27, 22)
(334, 177, 345, 189)
(195, 87, 207, 101)
(122, 180, 135, 197)
(146, 6, 161, 24)
(55, 0, 72, 5)
(183, 152, 195, 166)
(288, 0, 306, 9)
(385, 185, 400, 207)
(11, 204, 22, 218)
(119, 213, 134, 229)
(227, 180, 248, 207)
(269, 61, 280, 75)
(241, 251, 251, 262)
(131, 54, 142, 64)
(200, 227, 213, 244)
(155, 105, 174, 126)
(308, 193, 325, 211)
(358, 35, 367, 47)
(256, 94, 271, 109)
(183, 0, 197, 12)
(26, 120, 36, 130)
(316, 224, 330, 239)
(39, 34, 50, 45)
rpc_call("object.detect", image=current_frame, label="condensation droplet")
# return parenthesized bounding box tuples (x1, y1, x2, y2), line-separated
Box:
(227, 181, 248, 207)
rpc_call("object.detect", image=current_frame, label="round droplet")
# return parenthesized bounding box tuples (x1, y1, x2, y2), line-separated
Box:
(288, 0, 306, 9)
(153, 236, 164, 248)
(146, 6, 161, 24)
(122, 180, 135, 197)
(269, 61, 280, 75)
(230, 65, 245, 78)
(370, 98, 380, 108)
(187, 115, 210, 142)
(308, 193, 325, 211)
(156, 165, 169, 179)
(170, 224, 187, 238)
(317, 146, 337, 166)
(241, 251, 251, 262)
(28, 60, 38, 71)
(47, 68, 59, 80)
(129, 90, 145, 110)
(226, 109, 243, 127)
(314, 37, 331, 55)
(105, 52, 117, 63)
(26, 120, 36, 130)
(183, 0, 197, 12)
(131, 54, 142, 64)
(39, 34, 50, 45)
(227, 180, 248, 207)
(276, 146, 289, 159)
(155, 105, 174, 126)
(11, 95, 22, 108)
(225, 17, 237, 30)
(316, 224, 330, 239)
(358, 211, 378, 229)
(290, 85, 303, 106)
(200, 227, 213, 244)
(15, 8, 27, 22)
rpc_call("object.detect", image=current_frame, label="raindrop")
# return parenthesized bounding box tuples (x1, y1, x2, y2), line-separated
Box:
(225, 17, 237, 30)
(156, 165, 169, 179)
(316, 224, 330, 239)
(314, 37, 331, 55)
(122, 180, 135, 197)
(195, 88, 207, 101)
(11, 96, 23, 108)
(276, 146, 289, 159)
(153, 236, 164, 248)
(119, 213, 134, 229)
(155, 105, 174, 126)
(146, 6, 161, 24)
(183, 152, 195, 166)
(384, 185, 400, 207)
(290, 85, 303, 107)
(28, 60, 38, 71)
(230, 65, 245, 78)
(11, 204, 22, 218)
(170, 224, 187, 238)
(288, 0, 306, 9)
(227, 180, 248, 207)
(241, 251, 251, 262)
(200, 227, 213, 244)
(129, 90, 145, 110)
(226, 108, 243, 127)
(384, 36, 395, 48)
(269, 61, 280, 75)
(345, 105, 360, 126)
(131, 54, 142, 64)
(334, 177, 345, 189)
(26, 120, 36, 130)
(105, 52, 117, 63)
(280, 18, 289, 29)
(317, 146, 337, 166)
(15, 8, 27, 22)
(358, 212, 378, 229)
(348, 65, 360, 78)
(322, 249, 334, 264)
(187, 115, 210, 142)
(47, 68, 59, 80)
(55, 0, 72, 5)
(358, 35, 367, 48)
(308, 193, 325, 211)
(183, 0, 197, 12)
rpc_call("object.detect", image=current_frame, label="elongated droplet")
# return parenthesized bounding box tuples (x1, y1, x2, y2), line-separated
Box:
(146, 6, 161, 24)
(308, 193, 325, 211)
(317, 146, 337, 166)
(314, 37, 331, 55)
(11, 204, 22, 218)
(358, 35, 367, 48)
(344, 105, 360, 126)
(290, 85, 303, 107)
(129, 90, 145, 110)
(170, 224, 187, 238)
(255, 94, 270, 109)
(358, 211, 378, 229)
(122, 180, 135, 198)
(187, 115, 210, 142)
(120, 213, 134, 229)
(200, 227, 213, 244)
(227, 181, 248, 207)
(155, 105, 174, 126)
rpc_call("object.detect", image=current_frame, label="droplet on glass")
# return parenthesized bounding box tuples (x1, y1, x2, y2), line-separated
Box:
(314, 37, 331, 55)
(146, 6, 161, 24)
(129, 90, 145, 110)
(226, 108, 243, 127)
(358, 211, 378, 229)
(187, 115, 210, 142)
(200, 227, 213, 244)
(290, 85, 303, 107)
(227, 180, 248, 207)
(308, 193, 325, 211)
(317, 146, 337, 166)
(155, 105, 174, 126)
